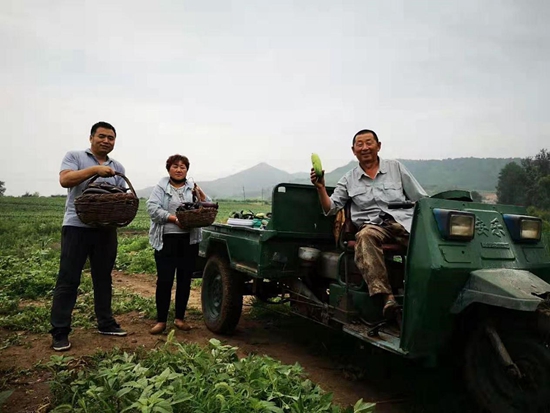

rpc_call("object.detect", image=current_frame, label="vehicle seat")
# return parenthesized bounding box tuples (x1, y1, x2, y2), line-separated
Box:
(337, 201, 407, 291)
(337, 202, 407, 255)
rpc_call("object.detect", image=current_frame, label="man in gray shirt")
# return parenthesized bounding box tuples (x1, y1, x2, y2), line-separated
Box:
(50, 121, 128, 351)
(310, 129, 427, 321)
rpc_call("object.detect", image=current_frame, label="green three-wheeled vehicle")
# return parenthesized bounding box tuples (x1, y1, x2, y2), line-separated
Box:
(197, 183, 550, 413)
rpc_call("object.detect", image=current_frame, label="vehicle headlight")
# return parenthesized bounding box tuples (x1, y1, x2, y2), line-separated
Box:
(449, 214, 475, 238)
(521, 219, 542, 240)
(503, 214, 542, 242)
(433, 209, 475, 241)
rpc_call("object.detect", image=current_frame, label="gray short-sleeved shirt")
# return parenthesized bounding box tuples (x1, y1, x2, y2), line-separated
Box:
(327, 158, 427, 232)
(60, 148, 126, 227)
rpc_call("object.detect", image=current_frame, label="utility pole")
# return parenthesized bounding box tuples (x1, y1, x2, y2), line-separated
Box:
(242, 186, 246, 201)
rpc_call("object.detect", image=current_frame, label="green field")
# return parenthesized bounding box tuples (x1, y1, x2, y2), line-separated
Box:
(0, 196, 271, 275)
(0, 196, 270, 234)
(1, 196, 549, 412)
(0, 196, 378, 412)
(0, 196, 272, 332)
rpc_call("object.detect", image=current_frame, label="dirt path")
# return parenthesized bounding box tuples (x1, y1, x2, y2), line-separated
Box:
(0, 272, 475, 413)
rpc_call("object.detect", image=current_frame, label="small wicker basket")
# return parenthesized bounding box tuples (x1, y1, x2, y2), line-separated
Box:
(74, 172, 139, 228)
(176, 205, 218, 230)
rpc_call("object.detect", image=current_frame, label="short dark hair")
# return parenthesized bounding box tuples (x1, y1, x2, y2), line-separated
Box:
(352, 129, 378, 145)
(166, 154, 190, 171)
(91, 121, 116, 137)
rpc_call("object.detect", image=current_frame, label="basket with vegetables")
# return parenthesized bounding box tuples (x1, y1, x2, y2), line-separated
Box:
(74, 172, 139, 228)
(176, 201, 219, 230)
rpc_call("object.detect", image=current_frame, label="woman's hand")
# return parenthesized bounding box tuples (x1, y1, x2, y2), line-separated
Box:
(169, 215, 184, 229)
(194, 184, 207, 202)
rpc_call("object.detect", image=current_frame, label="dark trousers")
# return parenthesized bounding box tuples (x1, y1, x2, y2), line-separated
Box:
(50, 226, 118, 335)
(154, 233, 198, 322)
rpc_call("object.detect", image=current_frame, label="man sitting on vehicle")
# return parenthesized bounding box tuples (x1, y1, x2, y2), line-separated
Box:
(310, 129, 427, 320)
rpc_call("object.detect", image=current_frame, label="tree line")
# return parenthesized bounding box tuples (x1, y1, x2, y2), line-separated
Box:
(497, 149, 550, 210)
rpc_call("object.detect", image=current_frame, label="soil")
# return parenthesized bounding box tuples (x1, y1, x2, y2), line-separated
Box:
(0, 272, 477, 413)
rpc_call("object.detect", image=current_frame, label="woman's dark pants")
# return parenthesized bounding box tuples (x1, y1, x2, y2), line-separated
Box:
(154, 233, 198, 323)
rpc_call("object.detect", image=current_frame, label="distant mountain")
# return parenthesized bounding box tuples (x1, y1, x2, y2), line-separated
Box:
(136, 162, 305, 199)
(136, 158, 520, 199)
(200, 162, 298, 199)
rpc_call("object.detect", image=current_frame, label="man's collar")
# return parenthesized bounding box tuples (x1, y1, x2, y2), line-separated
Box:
(85, 148, 110, 162)
(354, 157, 386, 178)
(378, 158, 388, 174)
(353, 165, 366, 179)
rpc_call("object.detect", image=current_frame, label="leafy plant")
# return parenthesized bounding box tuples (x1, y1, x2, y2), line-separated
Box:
(48, 334, 374, 412)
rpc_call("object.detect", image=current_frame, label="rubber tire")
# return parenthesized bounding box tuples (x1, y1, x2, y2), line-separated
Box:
(464, 327, 550, 413)
(201, 255, 243, 334)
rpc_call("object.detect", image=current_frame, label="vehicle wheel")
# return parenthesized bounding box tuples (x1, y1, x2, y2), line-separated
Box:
(201, 255, 243, 334)
(464, 326, 550, 413)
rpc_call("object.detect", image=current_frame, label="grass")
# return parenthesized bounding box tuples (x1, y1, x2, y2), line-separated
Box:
(0, 196, 271, 335)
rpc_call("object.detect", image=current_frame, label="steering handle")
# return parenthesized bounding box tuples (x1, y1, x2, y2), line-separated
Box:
(388, 201, 415, 210)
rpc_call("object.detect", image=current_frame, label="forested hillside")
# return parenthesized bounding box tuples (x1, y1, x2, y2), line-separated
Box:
(317, 158, 521, 194)
(137, 158, 520, 199)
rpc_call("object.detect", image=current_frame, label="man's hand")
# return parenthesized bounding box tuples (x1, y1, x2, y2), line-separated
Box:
(60, 165, 116, 188)
(310, 168, 332, 214)
(96, 166, 116, 177)
(310, 168, 325, 189)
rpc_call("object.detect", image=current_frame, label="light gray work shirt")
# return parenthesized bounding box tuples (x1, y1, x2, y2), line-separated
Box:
(327, 159, 427, 232)
(60, 148, 126, 227)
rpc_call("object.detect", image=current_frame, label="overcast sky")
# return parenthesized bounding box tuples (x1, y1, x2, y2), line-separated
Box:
(1, 0, 548, 196)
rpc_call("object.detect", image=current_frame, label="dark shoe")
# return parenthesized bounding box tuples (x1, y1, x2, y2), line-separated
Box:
(98, 324, 127, 336)
(382, 300, 401, 320)
(52, 334, 71, 351)
(149, 322, 166, 335)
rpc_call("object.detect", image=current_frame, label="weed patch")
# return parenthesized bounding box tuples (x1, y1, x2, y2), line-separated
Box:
(48, 334, 374, 413)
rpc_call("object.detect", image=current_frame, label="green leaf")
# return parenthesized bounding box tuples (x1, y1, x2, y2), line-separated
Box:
(171, 394, 193, 405)
(353, 399, 377, 413)
(258, 400, 284, 413)
(166, 329, 176, 343)
(116, 387, 134, 397)
(0, 390, 14, 406)
(209, 338, 221, 347)
(152, 400, 173, 413)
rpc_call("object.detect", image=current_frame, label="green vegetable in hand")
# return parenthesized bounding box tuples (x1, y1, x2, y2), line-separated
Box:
(311, 153, 323, 178)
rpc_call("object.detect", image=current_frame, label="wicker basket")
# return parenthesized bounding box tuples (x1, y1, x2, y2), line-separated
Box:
(74, 172, 139, 228)
(176, 205, 218, 230)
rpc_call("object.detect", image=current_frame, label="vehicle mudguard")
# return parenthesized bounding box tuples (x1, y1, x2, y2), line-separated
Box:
(451, 269, 550, 314)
